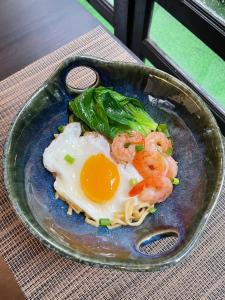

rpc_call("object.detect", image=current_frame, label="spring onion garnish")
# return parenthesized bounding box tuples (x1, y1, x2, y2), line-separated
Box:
(99, 218, 111, 226)
(64, 154, 75, 164)
(58, 125, 65, 133)
(166, 147, 173, 156)
(157, 123, 170, 137)
(148, 207, 157, 214)
(135, 145, 144, 152)
(124, 143, 131, 148)
(129, 178, 138, 186)
(172, 177, 180, 185)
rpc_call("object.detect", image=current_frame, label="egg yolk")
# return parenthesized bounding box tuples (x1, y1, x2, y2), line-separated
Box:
(80, 153, 120, 204)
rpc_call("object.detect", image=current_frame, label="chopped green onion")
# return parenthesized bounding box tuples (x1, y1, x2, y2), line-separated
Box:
(166, 147, 173, 156)
(148, 207, 157, 214)
(157, 123, 170, 137)
(124, 143, 131, 148)
(64, 154, 75, 164)
(69, 114, 75, 123)
(99, 218, 111, 226)
(129, 178, 138, 186)
(135, 144, 144, 152)
(58, 125, 65, 133)
(172, 177, 180, 185)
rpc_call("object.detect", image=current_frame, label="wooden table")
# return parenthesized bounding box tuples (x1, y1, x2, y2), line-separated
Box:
(0, 0, 99, 81)
(0, 1, 99, 298)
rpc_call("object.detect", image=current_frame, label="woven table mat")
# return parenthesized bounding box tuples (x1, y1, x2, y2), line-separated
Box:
(0, 26, 225, 300)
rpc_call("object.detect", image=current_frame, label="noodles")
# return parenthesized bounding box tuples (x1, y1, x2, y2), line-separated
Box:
(58, 194, 82, 214)
(122, 198, 153, 227)
(57, 191, 153, 229)
(85, 216, 99, 227)
(67, 207, 73, 215)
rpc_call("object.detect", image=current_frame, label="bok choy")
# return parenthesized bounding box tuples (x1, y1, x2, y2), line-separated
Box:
(69, 86, 157, 139)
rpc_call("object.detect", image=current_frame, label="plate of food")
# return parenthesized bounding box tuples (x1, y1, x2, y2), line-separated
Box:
(4, 56, 224, 271)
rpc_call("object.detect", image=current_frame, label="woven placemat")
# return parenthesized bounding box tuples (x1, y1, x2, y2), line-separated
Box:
(0, 26, 225, 300)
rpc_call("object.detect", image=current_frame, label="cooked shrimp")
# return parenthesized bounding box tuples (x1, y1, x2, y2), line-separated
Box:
(133, 150, 168, 178)
(166, 156, 178, 179)
(129, 175, 173, 204)
(145, 132, 172, 153)
(111, 131, 145, 163)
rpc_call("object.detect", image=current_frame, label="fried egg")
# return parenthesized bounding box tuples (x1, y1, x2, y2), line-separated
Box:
(43, 123, 142, 221)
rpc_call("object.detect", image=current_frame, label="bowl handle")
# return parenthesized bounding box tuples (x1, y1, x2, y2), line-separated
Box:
(48, 56, 103, 97)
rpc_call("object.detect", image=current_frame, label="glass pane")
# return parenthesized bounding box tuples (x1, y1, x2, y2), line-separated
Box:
(148, 3, 225, 111)
(144, 59, 155, 68)
(106, 0, 114, 6)
(194, 0, 225, 25)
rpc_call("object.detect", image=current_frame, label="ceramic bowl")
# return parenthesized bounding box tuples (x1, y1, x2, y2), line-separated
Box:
(4, 56, 224, 271)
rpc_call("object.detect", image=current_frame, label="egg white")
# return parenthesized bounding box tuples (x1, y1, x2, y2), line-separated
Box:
(43, 123, 142, 221)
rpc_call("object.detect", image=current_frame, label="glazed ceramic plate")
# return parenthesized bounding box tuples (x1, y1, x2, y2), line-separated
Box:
(4, 56, 224, 271)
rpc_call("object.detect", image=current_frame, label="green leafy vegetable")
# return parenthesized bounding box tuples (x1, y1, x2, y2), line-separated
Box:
(64, 154, 75, 164)
(172, 178, 180, 185)
(99, 218, 111, 226)
(69, 87, 158, 139)
(157, 123, 170, 137)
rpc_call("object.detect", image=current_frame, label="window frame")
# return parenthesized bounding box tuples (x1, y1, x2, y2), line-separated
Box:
(130, 0, 225, 133)
(87, 0, 131, 44)
(87, 0, 225, 133)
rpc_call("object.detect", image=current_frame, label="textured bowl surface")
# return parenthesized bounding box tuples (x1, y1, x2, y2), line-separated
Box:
(4, 56, 224, 271)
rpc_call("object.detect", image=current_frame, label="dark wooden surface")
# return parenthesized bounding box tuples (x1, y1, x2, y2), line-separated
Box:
(0, 0, 100, 81)
(0, 1, 99, 298)
(0, 256, 25, 300)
